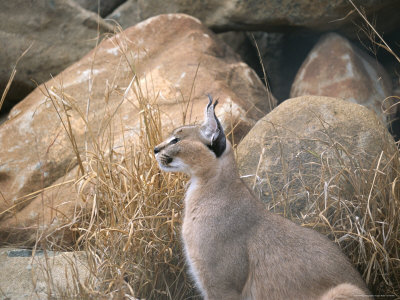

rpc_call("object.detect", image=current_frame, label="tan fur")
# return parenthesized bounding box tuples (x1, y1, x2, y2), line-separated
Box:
(154, 99, 372, 300)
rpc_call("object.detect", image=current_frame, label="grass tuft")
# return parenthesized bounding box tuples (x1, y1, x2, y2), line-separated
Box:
(257, 127, 400, 298)
(34, 27, 199, 298)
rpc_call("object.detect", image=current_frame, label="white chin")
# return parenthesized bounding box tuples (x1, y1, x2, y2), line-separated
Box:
(157, 159, 188, 173)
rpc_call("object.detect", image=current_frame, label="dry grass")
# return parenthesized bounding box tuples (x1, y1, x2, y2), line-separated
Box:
(321, 147, 399, 298)
(37, 67, 198, 298)
(348, 0, 400, 64)
(333, 4, 400, 296)
(256, 125, 400, 298)
(75, 103, 192, 299)
(74, 100, 194, 298)
(14, 24, 200, 298)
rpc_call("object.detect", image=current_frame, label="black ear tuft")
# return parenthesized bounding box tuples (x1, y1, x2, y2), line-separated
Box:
(206, 94, 226, 157)
(207, 94, 213, 109)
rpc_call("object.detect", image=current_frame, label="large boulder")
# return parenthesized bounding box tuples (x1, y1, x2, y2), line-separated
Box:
(237, 95, 396, 214)
(0, 248, 88, 299)
(0, 14, 275, 244)
(108, 0, 400, 35)
(0, 0, 114, 111)
(0, 166, 79, 245)
(290, 33, 394, 125)
(237, 95, 400, 297)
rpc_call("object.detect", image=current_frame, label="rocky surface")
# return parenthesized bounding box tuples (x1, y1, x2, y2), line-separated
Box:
(108, 0, 400, 35)
(0, 167, 79, 246)
(1, 0, 398, 116)
(237, 95, 397, 216)
(0, 247, 88, 299)
(290, 33, 394, 124)
(0, 14, 275, 245)
(0, 0, 114, 111)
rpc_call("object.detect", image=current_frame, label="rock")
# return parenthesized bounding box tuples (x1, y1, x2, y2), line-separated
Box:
(0, 166, 80, 246)
(108, 0, 400, 36)
(0, 247, 88, 299)
(237, 95, 397, 216)
(0, 0, 114, 111)
(0, 14, 275, 244)
(290, 33, 394, 125)
(74, 0, 126, 17)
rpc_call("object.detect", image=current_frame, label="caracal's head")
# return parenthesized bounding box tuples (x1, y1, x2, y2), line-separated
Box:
(154, 95, 228, 177)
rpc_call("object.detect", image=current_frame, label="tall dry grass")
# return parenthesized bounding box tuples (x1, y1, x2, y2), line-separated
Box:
(40, 73, 199, 298)
(340, 3, 400, 296)
(23, 24, 200, 297)
(261, 132, 400, 298)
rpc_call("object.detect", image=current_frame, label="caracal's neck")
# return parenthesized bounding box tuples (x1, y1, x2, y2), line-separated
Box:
(186, 142, 239, 200)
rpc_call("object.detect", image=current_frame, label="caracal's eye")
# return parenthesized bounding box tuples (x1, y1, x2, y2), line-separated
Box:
(170, 137, 180, 144)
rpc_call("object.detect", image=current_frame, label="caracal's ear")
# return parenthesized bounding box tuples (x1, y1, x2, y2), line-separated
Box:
(200, 95, 227, 157)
